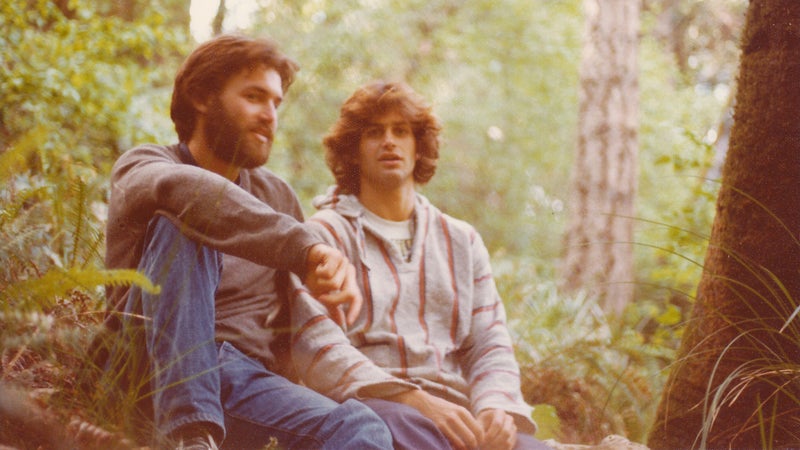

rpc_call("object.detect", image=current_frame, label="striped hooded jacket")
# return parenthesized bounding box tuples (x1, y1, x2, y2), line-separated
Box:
(290, 187, 536, 432)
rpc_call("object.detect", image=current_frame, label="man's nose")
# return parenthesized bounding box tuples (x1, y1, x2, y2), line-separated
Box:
(382, 130, 397, 146)
(260, 102, 277, 122)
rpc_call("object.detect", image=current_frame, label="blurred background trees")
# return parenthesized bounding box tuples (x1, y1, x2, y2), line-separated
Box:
(1, 0, 753, 446)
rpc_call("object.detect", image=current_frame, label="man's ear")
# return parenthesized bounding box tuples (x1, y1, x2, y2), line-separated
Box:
(192, 94, 211, 114)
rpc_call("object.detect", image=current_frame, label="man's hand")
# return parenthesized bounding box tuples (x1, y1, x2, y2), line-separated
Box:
(477, 409, 517, 450)
(387, 390, 484, 450)
(304, 244, 362, 326)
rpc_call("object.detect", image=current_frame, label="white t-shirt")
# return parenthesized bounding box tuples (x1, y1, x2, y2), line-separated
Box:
(363, 209, 414, 260)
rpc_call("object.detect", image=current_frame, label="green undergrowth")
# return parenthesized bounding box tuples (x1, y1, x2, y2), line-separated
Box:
(496, 258, 683, 445)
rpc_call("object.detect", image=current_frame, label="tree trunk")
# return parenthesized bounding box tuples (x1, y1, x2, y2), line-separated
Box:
(560, 0, 640, 315)
(212, 0, 227, 37)
(648, 1, 800, 448)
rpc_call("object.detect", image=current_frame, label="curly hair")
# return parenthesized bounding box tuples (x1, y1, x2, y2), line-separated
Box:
(170, 34, 299, 143)
(322, 81, 441, 195)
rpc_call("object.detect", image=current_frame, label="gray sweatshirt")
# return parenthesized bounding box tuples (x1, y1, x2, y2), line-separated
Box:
(104, 143, 320, 371)
(290, 188, 536, 432)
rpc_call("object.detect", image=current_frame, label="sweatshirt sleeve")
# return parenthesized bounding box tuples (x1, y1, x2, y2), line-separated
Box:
(458, 229, 537, 432)
(108, 145, 319, 278)
(290, 215, 420, 402)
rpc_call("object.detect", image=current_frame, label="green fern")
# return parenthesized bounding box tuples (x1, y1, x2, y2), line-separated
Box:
(2, 267, 159, 309)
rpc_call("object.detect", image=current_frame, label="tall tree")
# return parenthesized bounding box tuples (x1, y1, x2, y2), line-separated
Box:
(648, 1, 800, 447)
(560, 0, 640, 314)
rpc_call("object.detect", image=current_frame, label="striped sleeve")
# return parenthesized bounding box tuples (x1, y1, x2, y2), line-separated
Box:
(289, 216, 418, 402)
(457, 230, 534, 429)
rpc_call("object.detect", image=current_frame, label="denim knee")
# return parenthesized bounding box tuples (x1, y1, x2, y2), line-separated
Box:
(323, 399, 393, 449)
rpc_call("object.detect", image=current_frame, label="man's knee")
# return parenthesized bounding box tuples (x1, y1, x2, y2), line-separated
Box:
(362, 398, 451, 450)
(337, 398, 391, 425)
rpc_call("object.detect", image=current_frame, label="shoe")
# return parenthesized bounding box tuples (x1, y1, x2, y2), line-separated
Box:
(176, 432, 218, 450)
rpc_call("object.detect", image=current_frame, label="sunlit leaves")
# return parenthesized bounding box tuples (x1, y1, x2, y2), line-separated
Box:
(0, 0, 188, 173)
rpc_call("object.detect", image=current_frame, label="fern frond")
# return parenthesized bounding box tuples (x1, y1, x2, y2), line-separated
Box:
(1, 267, 160, 308)
(63, 178, 104, 268)
(82, 226, 105, 269)
(0, 185, 48, 228)
(67, 179, 88, 268)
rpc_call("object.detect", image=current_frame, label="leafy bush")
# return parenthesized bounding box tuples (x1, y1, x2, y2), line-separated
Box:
(497, 259, 678, 444)
(1, 2, 178, 446)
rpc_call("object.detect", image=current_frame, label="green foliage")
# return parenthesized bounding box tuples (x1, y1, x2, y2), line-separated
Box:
(0, 3, 184, 443)
(0, 0, 187, 309)
(0, 158, 159, 348)
(634, 32, 724, 312)
(497, 260, 675, 444)
(0, 0, 187, 174)
(0, 163, 160, 447)
(530, 403, 561, 441)
(3, 267, 158, 310)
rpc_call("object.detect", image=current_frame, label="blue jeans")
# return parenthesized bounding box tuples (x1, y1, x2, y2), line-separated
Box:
(362, 398, 451, 449)
(120, 216, 392, 449)
(362, 398, 552, 450)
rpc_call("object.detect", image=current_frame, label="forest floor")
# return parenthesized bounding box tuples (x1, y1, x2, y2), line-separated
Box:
(0, 290, 651, 450)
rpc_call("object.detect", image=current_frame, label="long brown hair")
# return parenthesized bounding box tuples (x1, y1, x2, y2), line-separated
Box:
(323, 81, 441, 195)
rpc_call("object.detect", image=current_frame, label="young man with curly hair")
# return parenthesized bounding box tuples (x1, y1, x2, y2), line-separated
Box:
(291, 81, 550, 450)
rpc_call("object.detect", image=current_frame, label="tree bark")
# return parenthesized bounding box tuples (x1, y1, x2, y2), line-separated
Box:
(212, 0, 227, 37)
(648, 1, 800, 448)
(560, 0, 640, 315)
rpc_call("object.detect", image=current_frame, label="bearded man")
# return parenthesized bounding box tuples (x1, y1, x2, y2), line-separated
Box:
(98, 35, 391, 450)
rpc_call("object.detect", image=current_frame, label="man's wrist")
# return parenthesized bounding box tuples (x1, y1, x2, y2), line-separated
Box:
(384, 388, 426, 406)
(298, 242, 323, 281)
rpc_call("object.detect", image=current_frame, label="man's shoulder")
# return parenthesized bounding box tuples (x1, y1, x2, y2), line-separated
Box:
(244, 166, 293, 191)
(308, 208, 352, 229)
(109, 143, 182, 182)
(306, 208, 358, 245)
(308, 191, 361, 229)
(113, 143, 180, 169)
(419, 195, 478, 238)
(120, 143, 180, 160)
(241, 167, 303, 215)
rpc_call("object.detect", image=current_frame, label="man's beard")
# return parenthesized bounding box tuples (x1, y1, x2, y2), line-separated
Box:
(203, 97, 271, 169)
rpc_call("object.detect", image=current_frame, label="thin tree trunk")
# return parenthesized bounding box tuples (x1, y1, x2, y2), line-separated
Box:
(560, 0, 640, 315)
(648, 1, 800, 448)
(212, 0, 226, 37)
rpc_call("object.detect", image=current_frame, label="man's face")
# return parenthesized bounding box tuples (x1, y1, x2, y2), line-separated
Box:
(203, 66, 283, 169)
(357, 110, 418, 194)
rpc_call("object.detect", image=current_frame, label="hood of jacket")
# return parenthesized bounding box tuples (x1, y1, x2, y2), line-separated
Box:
(312, 185, 433, 220)
(312, 186, 367, 219)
